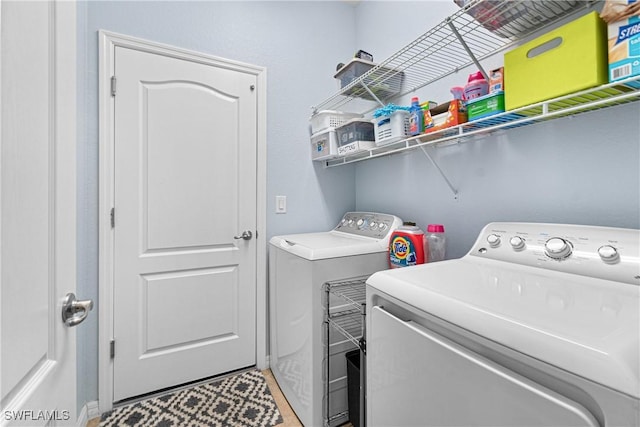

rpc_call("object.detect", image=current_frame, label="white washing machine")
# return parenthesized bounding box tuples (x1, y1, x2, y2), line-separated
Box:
(367, 222, 640, 426)
(269, 211, 402, 427)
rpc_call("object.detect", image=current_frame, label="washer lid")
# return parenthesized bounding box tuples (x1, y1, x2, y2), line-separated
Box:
(270, 231, 387, 260)
(367, 257, 640, 399)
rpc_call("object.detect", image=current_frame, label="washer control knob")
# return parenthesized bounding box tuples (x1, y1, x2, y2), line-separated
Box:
(487, 234, 501, 247)
(545, 237, 572, 260)
(347, 219, 355, 227)
(379, 223, 388, 231)
(598, 245, 619, 263)
(509, 236, 526, 250)
(370, 221, 377, 229)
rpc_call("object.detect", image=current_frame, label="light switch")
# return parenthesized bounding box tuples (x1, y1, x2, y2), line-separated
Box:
(276, 196, 286, 214)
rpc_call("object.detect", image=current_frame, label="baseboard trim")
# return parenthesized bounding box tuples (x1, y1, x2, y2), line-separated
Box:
(263, 354, 271, 369)
(77, 400, 100, 426)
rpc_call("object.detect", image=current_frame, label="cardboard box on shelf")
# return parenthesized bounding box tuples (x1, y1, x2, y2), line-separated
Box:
(467, 91, 505, 121)
(600, 0, 640, 87)
(423, 100, 467, 133)
(489, 67, 504, 93)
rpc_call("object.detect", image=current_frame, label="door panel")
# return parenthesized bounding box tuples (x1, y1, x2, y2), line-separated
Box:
(143, 267, 239, 352)
(0, 1, 76, 425)
(113, 46, 257, 401)
(143, 81, 238, 251)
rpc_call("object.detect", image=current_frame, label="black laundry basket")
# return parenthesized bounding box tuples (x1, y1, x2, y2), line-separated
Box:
(346, 349, 361, 427)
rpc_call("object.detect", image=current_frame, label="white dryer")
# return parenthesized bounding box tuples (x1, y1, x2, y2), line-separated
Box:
(269, 211, 402, 427)
(367, 222, 640, 427)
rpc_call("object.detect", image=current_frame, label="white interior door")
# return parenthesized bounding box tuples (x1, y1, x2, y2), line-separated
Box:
(0, 1, 77, 425)
(112, 46, 258, 401)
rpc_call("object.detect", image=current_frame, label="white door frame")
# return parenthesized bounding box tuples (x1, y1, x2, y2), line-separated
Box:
(98, 31, 267, 413)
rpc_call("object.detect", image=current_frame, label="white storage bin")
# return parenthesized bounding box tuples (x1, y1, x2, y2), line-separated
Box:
(309, 110, 363, 135)
(310, 129, 339, 161)
(374, 110, 411, 146)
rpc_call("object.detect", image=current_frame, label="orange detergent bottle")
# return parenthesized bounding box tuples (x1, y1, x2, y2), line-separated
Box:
(389, 222, 426, 268)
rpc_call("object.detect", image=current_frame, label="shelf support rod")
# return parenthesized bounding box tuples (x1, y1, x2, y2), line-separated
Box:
(447, 19, 488, 80)
(419, 145, 458, 197)
(359, 80, 385, 107)
(324, 283, 331, 427)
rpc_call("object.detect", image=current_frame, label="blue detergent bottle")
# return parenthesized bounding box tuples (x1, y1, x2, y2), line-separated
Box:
(408, 97, 424, 136)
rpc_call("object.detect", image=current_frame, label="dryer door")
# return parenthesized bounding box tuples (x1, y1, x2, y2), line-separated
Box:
(368, 306, 600, 427)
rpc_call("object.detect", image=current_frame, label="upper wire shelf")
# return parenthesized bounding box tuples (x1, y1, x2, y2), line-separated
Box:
(313, 0, 596, 114)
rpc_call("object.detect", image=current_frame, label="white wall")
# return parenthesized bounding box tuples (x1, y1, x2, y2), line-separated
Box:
(76, 0, 359, 410)
(354, 1, 640, 258)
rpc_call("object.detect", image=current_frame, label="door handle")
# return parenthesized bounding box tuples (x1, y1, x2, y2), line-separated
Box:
(62, 293, 94, 327)
(234, 230, 253, 241)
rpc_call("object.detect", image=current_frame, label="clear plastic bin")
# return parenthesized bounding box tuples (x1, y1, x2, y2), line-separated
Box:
(336, 119, 376, 156)
(334, 58, 404, 101)
(454, 0, 584, 39)
(337, 119, 374, 145)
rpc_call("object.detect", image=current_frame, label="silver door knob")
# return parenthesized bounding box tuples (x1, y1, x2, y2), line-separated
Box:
(62, 293, 94, 327)
(234, 230, 253, 240)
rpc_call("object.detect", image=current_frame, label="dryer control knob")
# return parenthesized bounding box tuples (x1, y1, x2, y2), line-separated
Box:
(509, 236, 526, 250)
(545, 237, 572, 260)
(598, 245, 619, 263)
(487, 234, 501, 247)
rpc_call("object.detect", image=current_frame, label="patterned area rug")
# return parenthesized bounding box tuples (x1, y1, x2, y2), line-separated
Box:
(100, 369, 283, 427)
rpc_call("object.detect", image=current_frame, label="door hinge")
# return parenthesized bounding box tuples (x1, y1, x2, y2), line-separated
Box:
(111, 76, 117, 97)
(110, 207, 115, 228)
(110, 340, 115, 359)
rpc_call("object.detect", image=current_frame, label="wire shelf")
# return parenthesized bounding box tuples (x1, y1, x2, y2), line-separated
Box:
(313, 0, 596, 114)
(323, 76, 640, 167)
(324, 276, 368, 427)
(324, 276, 367, 346)
(327, 311, 362, 348)
(326, 277, 366, 309)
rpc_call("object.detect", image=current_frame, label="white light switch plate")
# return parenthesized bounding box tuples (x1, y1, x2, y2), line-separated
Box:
(275, 196, 286, 214)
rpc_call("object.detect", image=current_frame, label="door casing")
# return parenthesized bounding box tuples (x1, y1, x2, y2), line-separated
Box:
(98, 31, 267, 412)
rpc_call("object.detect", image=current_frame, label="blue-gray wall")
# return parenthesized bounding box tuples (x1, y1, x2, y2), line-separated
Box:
(76, 0, 359, 411)
(354, 1, 640, 259)
(355, 110, 640, 259)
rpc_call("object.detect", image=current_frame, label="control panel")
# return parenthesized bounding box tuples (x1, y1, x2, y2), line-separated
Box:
(333, 212, 403, 240)
(470, 222, 640, 285)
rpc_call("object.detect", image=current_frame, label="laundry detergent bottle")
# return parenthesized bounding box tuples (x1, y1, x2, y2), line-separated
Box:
(408, 97, 424, 136)
(389, 222, 426, 268)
